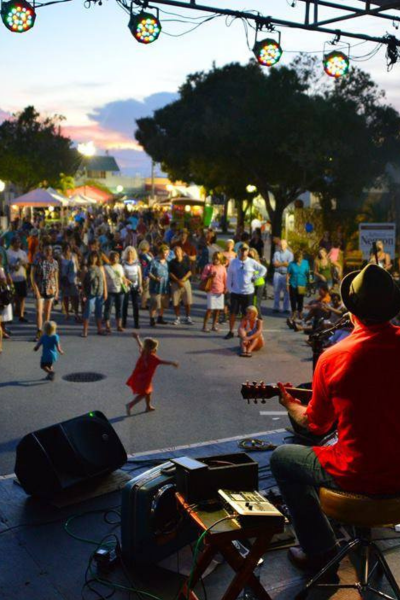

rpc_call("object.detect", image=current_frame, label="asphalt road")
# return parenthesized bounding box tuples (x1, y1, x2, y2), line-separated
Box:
(0, 287, 313, 474)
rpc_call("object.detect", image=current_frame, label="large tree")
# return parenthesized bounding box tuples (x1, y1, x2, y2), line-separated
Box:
(0, 106, 79, 192)
(136, 60, 400, 242)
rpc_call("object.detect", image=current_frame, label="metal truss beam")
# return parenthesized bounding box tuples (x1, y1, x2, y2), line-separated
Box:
(131, 0, 400, 45)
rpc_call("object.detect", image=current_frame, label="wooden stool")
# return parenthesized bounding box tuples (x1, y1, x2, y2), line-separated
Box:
(296, 487, 400, 600)
(176, 493, 285, 600)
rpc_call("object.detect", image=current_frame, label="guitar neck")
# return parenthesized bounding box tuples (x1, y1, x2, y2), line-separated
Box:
(281, 387, 313, 401)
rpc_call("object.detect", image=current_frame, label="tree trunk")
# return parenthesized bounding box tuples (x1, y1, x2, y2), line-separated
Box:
(236, 199, 245, 229)
(269, 201, 285, 273)
(222, 194, 228, 233)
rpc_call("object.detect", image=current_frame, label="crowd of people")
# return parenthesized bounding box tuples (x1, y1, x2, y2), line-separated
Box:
(0, 208, 268, 360)
(1, 208, 395, 365)
(272, 233, 395, 347)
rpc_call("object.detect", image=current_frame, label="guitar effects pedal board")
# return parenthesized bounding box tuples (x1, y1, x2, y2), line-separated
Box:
(218, 489, 284, 524)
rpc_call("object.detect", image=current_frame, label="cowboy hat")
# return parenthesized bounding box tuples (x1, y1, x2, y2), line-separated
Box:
(340, 264, 400, 323)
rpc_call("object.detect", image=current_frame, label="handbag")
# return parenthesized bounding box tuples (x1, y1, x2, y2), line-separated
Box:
(199, 276, 213, 293)
(297, 285, 307, 295)
(0, 285, 13, 309)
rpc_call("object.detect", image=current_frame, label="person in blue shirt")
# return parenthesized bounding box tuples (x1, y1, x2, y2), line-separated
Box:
(287, 250, 310, 322)
(34, 320, 64, 381)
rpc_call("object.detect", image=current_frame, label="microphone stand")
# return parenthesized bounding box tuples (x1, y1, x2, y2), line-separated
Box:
(309, 313, 351, 372)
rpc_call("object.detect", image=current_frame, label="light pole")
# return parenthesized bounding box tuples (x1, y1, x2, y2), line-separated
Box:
(0, 180, 6, 223)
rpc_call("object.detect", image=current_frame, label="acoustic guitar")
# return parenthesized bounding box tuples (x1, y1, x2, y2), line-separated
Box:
(241, 382, 313, 404)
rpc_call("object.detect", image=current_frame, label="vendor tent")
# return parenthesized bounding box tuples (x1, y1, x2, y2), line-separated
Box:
(68, 194, 97, 206)
(67, 186, 113, 203)
(8, 188, 68, 208)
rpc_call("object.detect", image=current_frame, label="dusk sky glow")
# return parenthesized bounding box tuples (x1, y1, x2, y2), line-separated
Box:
(1, 0, 400, 175)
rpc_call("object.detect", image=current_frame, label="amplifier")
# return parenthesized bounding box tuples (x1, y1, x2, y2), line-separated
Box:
(121, 462, 198, 567)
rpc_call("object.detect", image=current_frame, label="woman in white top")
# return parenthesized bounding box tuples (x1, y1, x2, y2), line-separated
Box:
(104, 251, 126, 332)
(122, 246, 142, 330)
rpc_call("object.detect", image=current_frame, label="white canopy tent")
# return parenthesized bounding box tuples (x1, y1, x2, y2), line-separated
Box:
(8, 188, 69, 208)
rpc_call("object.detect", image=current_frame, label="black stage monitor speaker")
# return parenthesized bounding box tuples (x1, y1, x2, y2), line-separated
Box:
(15, 411, 127, 497)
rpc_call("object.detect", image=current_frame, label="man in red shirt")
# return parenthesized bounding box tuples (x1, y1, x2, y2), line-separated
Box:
(270, 264, 400, 572)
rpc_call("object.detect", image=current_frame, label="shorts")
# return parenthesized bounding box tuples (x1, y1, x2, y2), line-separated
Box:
(61, 282, 79, 298)
(40, 362, 53, 369)
(207, 293, 224, 310)
(149, 293, 170, 311)
(230, 292, 253, 316)
(37, 294, 55, 301)
(13, 280, 27, 298)
(171, 281, 193, 306)
(83, 295, 104, 320)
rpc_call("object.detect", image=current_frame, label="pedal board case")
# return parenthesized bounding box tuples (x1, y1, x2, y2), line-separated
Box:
(121, 462, 198, 566)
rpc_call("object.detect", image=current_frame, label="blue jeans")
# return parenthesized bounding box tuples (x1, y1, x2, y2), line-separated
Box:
(270, 444, 340, 555)
(83, 295, 104, 320)
(104, 292, 123, 321)
(273, 272, 289, 311)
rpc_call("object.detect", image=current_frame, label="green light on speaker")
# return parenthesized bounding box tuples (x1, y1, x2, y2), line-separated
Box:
(89, 412, 95, 417)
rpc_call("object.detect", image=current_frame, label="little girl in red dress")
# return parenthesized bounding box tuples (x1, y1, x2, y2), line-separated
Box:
(126, 333, 179, 414)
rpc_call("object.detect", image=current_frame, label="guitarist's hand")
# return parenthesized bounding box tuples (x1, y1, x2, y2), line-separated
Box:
(277, 382, 303, 408)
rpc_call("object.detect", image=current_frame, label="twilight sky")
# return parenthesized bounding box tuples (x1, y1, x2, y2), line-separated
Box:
(1, 0, 400, 175)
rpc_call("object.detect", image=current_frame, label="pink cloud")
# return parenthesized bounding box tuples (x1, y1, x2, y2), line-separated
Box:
(0, 108, 12, 124)
(62, 123, 142, 152)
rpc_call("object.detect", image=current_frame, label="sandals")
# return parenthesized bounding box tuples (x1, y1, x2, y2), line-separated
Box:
(211, 325, 220, 332)
(80, 333, 88, 338)
(202, 327, 210, 333)
(240, 352, 252, 357)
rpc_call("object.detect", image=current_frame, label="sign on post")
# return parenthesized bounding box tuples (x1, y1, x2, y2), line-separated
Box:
(359, 223, 396, 259)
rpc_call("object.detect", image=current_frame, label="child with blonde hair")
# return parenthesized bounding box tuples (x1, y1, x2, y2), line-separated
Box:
(238, 305, 264, 357)
(125, 333, 179, 414)
(34, 321, 64, 380)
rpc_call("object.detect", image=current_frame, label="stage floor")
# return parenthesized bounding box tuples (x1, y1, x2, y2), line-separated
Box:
(2, 430, 400, 600)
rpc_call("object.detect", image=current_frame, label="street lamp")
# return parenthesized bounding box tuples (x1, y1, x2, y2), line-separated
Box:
(0, 180, 5, 193)
(78, 142, 96, 157)
(78, 142, 96, 196)
(116, 185, 124, 194)
(246, 184, 257, 193)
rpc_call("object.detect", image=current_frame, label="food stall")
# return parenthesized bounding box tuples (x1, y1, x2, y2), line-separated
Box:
(171, 198, 205, 229)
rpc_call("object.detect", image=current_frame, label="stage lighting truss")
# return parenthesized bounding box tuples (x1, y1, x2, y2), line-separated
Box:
(128, 7, 161, 43)
(253, 30, 283, 68)
(1, 0, 36, 32)
(3, 0, 400, 71)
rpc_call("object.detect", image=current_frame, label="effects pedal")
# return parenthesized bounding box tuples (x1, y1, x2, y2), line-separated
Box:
(218, 489, 284, 523)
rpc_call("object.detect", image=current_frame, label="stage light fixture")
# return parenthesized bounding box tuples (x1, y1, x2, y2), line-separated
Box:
(323, 51, 350, 78)
(1, 0, 36, 32)
(128, 10, 161, 44)
(253, 38, 282, 67)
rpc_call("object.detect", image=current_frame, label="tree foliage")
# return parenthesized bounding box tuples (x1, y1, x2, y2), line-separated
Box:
(0, 106, 79, 192)
(135, 59, 400, 240)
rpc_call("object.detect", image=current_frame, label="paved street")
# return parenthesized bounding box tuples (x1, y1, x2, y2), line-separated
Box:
(0, 288, 312, 475)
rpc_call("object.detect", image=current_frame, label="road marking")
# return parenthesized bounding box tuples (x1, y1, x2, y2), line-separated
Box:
(259, 412, 288, 416)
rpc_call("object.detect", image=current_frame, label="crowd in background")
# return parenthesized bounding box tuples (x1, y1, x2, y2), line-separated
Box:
(0, 207, 268, 357)
(0, 206, 395, 357)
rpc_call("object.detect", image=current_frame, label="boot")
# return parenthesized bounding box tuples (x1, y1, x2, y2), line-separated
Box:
(150, 317, 156, 327)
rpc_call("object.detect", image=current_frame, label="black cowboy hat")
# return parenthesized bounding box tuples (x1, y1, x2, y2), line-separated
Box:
(340, 264, 400, 323)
